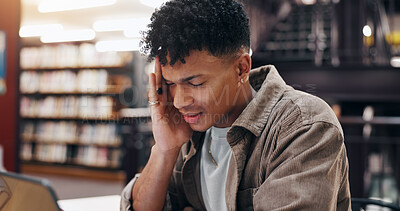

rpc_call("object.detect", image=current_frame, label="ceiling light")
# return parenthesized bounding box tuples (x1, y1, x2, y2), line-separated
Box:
(140, 0, 168, 8)
(93, 18, 150, 33)
(363, 25, 372, 37)
(95, 39, 141, 52)
(38, 0, 117, 13)
(123, 19, 150, 38)
(40, 29, 96, 43)
(19, 24, 63, 37)
(390, 57, 400, 68)
(93, 19, 131, 32)
(124, 30, 142, 39)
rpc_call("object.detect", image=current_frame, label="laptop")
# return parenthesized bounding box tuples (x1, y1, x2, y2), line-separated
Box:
(0, 171, 61, 211)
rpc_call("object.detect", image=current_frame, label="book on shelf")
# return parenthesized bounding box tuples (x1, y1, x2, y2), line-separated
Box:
(22, 142, 123, 169)
(20, 96, 117, 119)
(20, 69, 131, 94)
(74, 146, 122, 168)
(21, 121, 121, 147)
(20, 43, 132, 69)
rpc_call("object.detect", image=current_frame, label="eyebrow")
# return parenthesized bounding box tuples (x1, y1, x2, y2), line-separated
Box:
(180, 75, 202, 83)
(164, 74, 203, 83)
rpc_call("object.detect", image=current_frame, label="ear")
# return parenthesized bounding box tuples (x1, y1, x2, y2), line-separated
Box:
(235, 53, 251, 82)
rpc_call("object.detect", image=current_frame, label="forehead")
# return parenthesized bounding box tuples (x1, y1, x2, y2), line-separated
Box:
(162, 50, 228, 80)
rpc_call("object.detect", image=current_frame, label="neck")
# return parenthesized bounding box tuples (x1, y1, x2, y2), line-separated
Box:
(214, 82, 254, 128)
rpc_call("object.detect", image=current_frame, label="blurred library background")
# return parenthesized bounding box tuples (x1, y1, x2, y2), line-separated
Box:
(0, 0, 400, 205)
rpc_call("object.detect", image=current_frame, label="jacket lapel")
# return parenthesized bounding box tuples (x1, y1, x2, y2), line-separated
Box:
(182, 131, 207, 211)
(225, 128, 253, 210)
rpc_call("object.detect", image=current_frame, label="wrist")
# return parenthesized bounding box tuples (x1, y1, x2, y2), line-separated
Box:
(151, 144, 181, 162)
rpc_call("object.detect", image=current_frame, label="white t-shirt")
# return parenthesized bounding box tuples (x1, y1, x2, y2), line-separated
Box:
(200, 126, 232, 211)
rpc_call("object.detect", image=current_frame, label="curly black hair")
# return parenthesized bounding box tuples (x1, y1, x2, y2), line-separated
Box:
(140, 0, 250, 66)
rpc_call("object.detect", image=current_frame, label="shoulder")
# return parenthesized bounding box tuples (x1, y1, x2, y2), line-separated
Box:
(272, 88, 343, 136)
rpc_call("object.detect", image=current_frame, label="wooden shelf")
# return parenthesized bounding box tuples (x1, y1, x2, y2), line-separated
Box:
(21, 115, 120, 121)
(119, 108, 151, 118)
(20, 85, 124, 96)
(20, 91, 122, 95)
(21, 65, 127, 71)
(21, 137, 121, 148)
(22, 158, 120, 169)
(21, 163, 126, 182)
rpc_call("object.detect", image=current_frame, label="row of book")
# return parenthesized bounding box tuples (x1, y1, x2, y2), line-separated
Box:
(21, 121, 121, 146)
(20, 143, 122, 168)
(20, 69, 110, 94)
(20, 43, 132, 69)
(76, 146, 122, 168)
(20, 96, 115, 119)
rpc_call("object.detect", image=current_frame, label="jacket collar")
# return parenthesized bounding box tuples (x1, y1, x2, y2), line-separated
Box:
(228, 65, 289, 140)
(188, 65, 289, 147)
(224, 65, 289, 210)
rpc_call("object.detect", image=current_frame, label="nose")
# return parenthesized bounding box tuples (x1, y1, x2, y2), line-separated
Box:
(172, 86, 194, 109)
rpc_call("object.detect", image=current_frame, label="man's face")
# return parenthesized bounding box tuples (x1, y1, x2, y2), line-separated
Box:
(162, 50, 242, 131)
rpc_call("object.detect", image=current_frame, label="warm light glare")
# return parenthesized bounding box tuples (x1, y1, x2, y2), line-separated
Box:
(140, 0, 168, 8)
(93, 18, 150, 35)
(390, 57, 400, 68)
(93, 19, 130, 32)
(124, 19, 149, 38)
(123, 29, 142, 38)
(38, 0, 117, 13)
(124, 24, 147, 38)
(40, 29, 96, 43)
(19, 24, 63, 37)
(363, 25, 372, 37)
(95, 39, 141, 52)
(301, 0, 317, 5)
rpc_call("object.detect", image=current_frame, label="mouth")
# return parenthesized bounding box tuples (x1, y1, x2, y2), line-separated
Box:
(182, 112, 202, 124)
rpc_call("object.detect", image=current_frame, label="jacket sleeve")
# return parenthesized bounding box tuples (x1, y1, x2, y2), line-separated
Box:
(253, 121, 351, 211)
(120, 144, 191, 211)
(120, 173, 172, 211)
(120, 173, 140, 211)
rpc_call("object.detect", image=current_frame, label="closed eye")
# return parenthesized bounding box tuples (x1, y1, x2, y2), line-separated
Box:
(165, 81, 175, 86)
(188, 81, 206, 87)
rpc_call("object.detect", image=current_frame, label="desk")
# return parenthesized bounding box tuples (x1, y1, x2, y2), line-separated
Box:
(58, 195, 121, 211)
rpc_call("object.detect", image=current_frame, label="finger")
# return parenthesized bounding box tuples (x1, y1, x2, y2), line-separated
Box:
(161, 73, 169, 105)
(149, 73, 162, 120)
(156, 57, 169, 106)
(166, 79, 174, 106)
(155, 57, 162, 94)
(148, 73, 159, 104)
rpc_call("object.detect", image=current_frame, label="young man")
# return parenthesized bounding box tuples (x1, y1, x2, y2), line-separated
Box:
(121, 0, 351, 210)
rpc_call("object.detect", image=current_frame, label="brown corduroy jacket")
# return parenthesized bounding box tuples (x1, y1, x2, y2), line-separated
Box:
(121, 65, 351, 211)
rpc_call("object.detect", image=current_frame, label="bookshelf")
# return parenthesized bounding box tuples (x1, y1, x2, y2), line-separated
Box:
(18, 43, 134, 180)
(119, 108, 153, 183)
